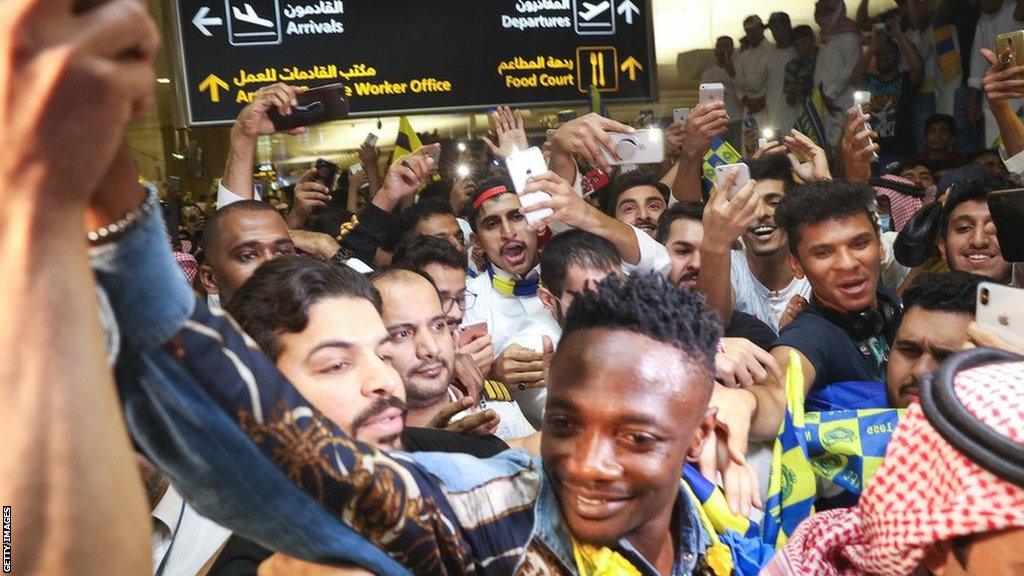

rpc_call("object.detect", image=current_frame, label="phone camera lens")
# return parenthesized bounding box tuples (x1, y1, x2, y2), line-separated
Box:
(981, 288, 990, 305)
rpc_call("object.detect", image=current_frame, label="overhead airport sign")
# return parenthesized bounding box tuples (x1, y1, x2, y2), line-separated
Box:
(170, 0, 656, 125)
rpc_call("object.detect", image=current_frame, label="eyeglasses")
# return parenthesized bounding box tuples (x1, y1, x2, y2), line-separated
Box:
(442, 290, 477, 314)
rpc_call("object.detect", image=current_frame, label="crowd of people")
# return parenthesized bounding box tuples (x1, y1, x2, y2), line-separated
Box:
(3, 0, 1024, 575)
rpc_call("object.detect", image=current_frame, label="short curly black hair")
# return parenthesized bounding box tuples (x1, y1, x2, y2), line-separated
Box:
(226, 256, 381, 361)
(774, 180, 877, 255)
(539, 229, 620, 297)
(749, 152, 797, 191)
(601, 169, 670, 216)
(940, 173, 1023, 239)
(562, 272, 722, 378)
(655, 202, 705, 245)
(393, 235, 466, 272)
(901, 271, 983, 315)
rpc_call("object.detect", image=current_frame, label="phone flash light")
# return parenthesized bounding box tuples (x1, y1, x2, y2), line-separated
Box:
(456, 165, 470, 178)
(457, 142, 467, 152)
(648, 128, 663, 142)
(762, 128, 775, 140)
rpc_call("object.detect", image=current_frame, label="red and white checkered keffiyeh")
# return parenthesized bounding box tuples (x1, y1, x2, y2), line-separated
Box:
(173, 251, 199, 285)
(764, 360, 1024, 576)
(872, 174, 936, 233)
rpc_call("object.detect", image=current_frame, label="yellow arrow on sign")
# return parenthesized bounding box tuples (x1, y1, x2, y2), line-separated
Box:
(198, 73, 229, 103)
(620, 57, 643, 82)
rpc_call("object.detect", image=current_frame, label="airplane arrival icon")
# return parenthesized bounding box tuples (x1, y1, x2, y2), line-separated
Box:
(225, 0, 282, 46)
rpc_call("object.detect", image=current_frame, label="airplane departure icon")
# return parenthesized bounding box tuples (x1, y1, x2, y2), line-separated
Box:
(232, 3, 274, 28)
(578, 1, 610, 21)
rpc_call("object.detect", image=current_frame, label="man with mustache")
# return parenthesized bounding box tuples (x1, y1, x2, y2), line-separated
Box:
(886, 272, 984, 409)
(372, 267, 536, 440)
(227, 256, 513, 452)
(462, 172, 669, 390)
(602, 170, 670, 239)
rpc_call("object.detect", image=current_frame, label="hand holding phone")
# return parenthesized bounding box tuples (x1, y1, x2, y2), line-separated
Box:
(313, 158, 339, 188)
(673, 107, 690, 125)
(852, 91, 879, 162)
(699, 83, 725, 106)
(988, 187, 1024, 262)
(714, 162, 751, 200)
(458, 321, 488, 348)
(599, 129, 665, 166)
(976, 283, 1024, 349)
(268, 83, 349, 131)
(506, 147, 553, 226)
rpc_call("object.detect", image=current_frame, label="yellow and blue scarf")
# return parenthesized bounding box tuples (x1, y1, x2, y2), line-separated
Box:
(488, 265, 539, 297)
(762, 351, 904, 548)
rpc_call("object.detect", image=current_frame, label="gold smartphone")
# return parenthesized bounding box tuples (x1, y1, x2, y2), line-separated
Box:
(996, 31, 1024, 67)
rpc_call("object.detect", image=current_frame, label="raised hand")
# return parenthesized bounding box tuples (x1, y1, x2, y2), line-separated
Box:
(233, 83, 307, 138)
(1, 0, 160, 202)
(550, 112, 635, 173)
(784, 129, 831, 182)
(483, 106, 529, 160)
(839, 108, 879, 184)
(701, 167, 759, 252)
(680, 102, 730, 160)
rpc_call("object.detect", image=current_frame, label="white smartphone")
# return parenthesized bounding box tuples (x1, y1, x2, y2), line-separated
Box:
(349, 163, 364, 176)
(506, 146, 554, 226)
(714, 162, 751, 200)
(600, 129, 665, 166)
(976, 282, 1024, 349)
(852, 91, 878, 162)
(699, 83, 725, 106)
(758, 128, 775, 150)
(546, 128, 558, 140)
(673, 107, 690, 124)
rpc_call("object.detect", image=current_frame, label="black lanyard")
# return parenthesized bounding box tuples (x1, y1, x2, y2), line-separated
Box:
(155, 500, 187, 576)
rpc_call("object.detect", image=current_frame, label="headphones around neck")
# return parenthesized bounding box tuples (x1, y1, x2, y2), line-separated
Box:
(815, 290, 902, 343)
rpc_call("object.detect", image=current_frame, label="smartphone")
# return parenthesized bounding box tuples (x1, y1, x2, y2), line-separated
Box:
(976, 282, 1024, 348)
(427, 146, 442, 165)
(546, 128, 558, 140)
(363, 133, 378, 147)
(852, 90, 879, 162)
(673, 107, 690, 124)
(313, 158, 339, 188)
(458, 321, 488, 347)
(268, 83, 349, 131)
(988, 187, 1024, 262)
(349, 163, 364, 176)
(600, 130, 665, 166)
(996, 31, 1024, 67)
(506, 147, 554, 226)
(714, 162, 751, 200)
(758, 128, 775, 149)
(699, 83, 725, 106)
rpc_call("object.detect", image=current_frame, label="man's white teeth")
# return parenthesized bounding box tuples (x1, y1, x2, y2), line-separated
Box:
(577, 495, 607, 506)
(968, 254, 991, 261)
(754, 226, 775, 235)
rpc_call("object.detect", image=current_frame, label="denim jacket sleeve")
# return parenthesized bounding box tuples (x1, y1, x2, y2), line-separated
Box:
(89, 201, 195, 356)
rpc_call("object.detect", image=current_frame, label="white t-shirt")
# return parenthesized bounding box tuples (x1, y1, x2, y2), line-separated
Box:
(730, 250, 812, 332)
(734, 41, 775, 129)
(766, 46, 801, 133)
(970, 1, 1024, 146)
(814, 30, 863, 144)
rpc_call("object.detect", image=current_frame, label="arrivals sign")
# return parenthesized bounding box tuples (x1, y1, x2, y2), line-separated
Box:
(169, 0, 656, 125)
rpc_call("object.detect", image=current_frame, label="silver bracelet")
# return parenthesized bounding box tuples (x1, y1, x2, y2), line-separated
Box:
(87, 185, 159, 244)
